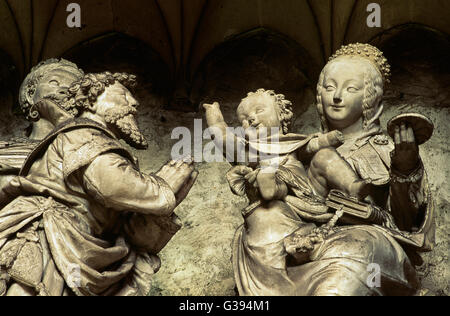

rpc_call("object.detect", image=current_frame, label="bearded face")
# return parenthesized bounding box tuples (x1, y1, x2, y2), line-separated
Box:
(33, 68, 82, 109)
(94, 82, 148, 149)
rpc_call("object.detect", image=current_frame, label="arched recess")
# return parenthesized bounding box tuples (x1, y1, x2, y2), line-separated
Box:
(370, 24, 450, 107)
(0, 49, 20, 111)
(191, 28, 318, 125)
(187, 0, 325, 79)
(61, 32, 173, 107)
(0, 48, 21, 136)
(341, 0, 450, 50)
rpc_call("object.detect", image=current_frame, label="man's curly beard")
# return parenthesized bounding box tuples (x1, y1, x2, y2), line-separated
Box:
(45, 94, 66, 107)
(104, 106, 148, 149)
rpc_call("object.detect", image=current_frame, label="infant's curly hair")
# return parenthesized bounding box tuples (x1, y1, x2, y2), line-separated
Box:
(62, 72, 137, 116)
(241, 88, 294, 134)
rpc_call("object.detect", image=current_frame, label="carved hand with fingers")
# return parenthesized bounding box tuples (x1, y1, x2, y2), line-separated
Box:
(244, 168, 261, 188)
(156, 156, 198, 206)
(391, 122, 420, 174)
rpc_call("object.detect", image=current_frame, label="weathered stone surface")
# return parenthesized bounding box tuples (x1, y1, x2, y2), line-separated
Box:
(138, 81, 449, 296)
(0, 74, 448, 296)
(1, 25, 449, 295)
(295, 99, 450, 297)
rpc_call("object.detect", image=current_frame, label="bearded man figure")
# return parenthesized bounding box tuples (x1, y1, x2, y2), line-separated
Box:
(0, 59, 83, 194)
(19, 58, 84, 140)
(0, 72, 197, 296)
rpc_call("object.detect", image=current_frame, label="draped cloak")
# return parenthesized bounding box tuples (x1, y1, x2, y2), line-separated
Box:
(230, 133, 434, 296)
(0, 119, 180, 296)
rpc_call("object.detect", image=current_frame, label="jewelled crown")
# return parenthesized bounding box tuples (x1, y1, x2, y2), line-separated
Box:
(329, 43, 391, 83)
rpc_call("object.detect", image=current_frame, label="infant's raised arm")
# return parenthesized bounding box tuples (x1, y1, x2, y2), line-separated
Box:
(203, 102, 228, 131)
(203, 102, 245, 164)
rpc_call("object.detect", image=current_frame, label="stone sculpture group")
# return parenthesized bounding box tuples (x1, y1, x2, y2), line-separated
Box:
(0, 43, 434, 296)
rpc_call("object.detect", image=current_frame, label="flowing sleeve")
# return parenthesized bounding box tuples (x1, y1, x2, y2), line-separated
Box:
(347, 137, 434, 251)
(81, 152, 177, 216)
(81, 152, 181, 254)
(389, 161, 426, 229)
(388, 160, 435, 251)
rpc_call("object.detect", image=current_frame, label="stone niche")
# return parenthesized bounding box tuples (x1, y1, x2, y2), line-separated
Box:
(375, 25, 450, 296)
(0, 50, 25, 138)
(0, 25, 448, 296)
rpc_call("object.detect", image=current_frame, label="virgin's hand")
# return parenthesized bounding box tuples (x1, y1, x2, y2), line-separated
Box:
(391, 122, 419, 173)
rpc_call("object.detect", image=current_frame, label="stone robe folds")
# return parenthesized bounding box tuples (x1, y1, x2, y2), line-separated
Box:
(0, 119, 180, 296)
(230, 133, 434, 296)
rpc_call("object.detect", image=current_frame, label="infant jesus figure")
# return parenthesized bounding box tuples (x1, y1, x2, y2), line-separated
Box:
(203, 88, 372, 202)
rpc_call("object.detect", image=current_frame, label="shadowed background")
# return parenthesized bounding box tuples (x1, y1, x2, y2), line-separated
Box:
(0, 0, 448, 295)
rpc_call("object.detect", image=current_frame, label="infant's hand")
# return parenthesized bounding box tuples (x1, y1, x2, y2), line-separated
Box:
(202, 102, 220, 111)
(319, 130, 344, 148)
(226, 165, 254, 196)
(306, 130, 344, 155)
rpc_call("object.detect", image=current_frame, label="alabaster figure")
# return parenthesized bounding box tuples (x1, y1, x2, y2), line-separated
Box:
(0, 72, 197, 296)
(19, 59, 85, 140)
(315, 43, 433, 234)
(203, 89, 373, 295)
(204, 90, 370, 200)
(205, 43, 434, 296)
(0, 59, 83, 195)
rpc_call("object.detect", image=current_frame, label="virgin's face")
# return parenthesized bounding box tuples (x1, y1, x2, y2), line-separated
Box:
(321, 58, 366, 130)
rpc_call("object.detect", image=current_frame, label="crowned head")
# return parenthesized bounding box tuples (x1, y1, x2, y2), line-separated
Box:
(316, 43, 390, 133)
